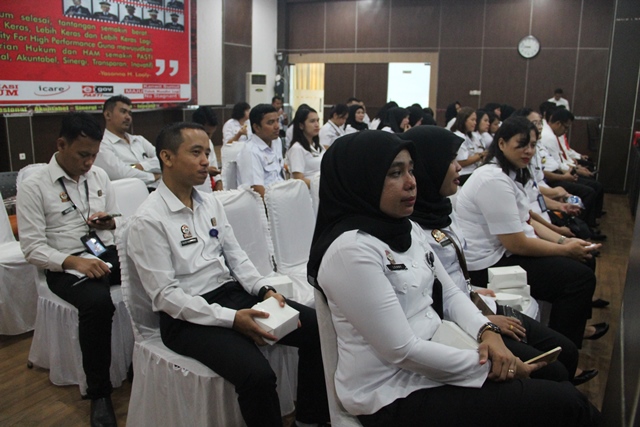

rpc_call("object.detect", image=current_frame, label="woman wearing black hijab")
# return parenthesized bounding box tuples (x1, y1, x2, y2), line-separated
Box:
(378, 107, 410, 133)
(402, 125, 599, 386)
(307, 130, 600, 427)
(345, 103, 368, 133)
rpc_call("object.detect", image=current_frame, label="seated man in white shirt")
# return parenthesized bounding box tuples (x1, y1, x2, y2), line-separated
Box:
(318, 103, 348, 148)
(17, 112, 121, 427)
(236, 104, 285, 198)
(94, 95, 161, 188)
(127, 122, 329, 427)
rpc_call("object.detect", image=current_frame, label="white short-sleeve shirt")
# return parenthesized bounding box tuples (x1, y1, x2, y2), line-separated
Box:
(236, 135, 285, 187)
(286, 141, 324, 178)
(455, 163, 537, 270)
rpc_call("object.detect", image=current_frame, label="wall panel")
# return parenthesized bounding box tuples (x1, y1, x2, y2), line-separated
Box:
(324, 64, 355, 105)
(389, 0, 440, 49)
(356, 0, 390, 50)
(572, 49, 608, 117)
(224, 0, 252, 45)
(326, 2, 357, 50)
(354, 64, 389, 109)
(525, 49, 577, 112)
(481, 49, 527, 108)
(438, 49, 482, 109)
(439, 0, 484, 48)
(223, 45, 252, 104)
(287, 2, 325, 50)
(484, 0, 531, 48)
(531, 0, 581, 48)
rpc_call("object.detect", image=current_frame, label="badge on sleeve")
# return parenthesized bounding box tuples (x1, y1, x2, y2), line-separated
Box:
(385, 249, 407, 271)
(60, 192, 69, 202)
(431, 229, 452, 247)
(98, 189, 103, 197)
(211, 217, 217, 227)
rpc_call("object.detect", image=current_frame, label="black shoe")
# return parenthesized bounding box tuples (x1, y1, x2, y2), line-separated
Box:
(590, 230, 607, 241)
(584, 322, 609, 340)
(572, 369, 598, 386)
(91, 397, 117, 427)
(592, 298, 610, 308)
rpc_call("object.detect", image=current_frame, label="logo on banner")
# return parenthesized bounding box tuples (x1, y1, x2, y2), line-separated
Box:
(35, 85, 71, 97)
(0, 84, 19, 97)
(82, 85, 114, 97)
(124, 88, 143, 94)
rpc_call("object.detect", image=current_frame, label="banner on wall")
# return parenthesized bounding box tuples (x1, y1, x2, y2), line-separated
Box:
(0, 0, 190, 108)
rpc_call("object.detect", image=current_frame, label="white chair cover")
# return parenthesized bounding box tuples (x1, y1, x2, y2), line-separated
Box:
(222, 161, 239, 190)
(28, 270, 133, 395)
(117, 219, 295, 427)
(0, 192, 38, 335)
(314, 289, 363, 426)
(16, 163, 47, 192)
(264, 180, 316, 306)
(309, 174, 321, 217)
(212, 189, 275, 276)
(111, 178, 149, 219)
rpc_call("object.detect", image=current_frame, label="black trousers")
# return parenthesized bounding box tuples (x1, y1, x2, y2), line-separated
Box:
(159, 282, 330, 427)
(496, 306, 577, 381)
(469, 254, 595, 348)
(46, 247, 120, 399)
(358, 379, 601, 427)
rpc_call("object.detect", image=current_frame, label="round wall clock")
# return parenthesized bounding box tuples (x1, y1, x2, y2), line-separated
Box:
(518, 35, 541, 59)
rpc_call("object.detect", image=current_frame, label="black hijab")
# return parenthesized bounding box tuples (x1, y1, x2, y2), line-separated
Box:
(346, 104, 368, 131)
(307, 130, 416, 287)
(399, 126, 464, 230)
(379, 107, 409, 132)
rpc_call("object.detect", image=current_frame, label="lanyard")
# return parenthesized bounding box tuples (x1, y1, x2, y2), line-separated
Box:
(58, 178, 91, 232)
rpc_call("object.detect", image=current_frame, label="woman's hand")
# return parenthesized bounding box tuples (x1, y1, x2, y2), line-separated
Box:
(487, 315, 526, 341)
(478, 331, 518, 382)
(562, 239, 600, 261)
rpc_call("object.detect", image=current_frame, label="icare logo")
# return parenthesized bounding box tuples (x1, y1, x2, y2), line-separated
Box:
(0, 84, 19, 96)
(82, 85, 94, 94)
(35, 85, 71, 97)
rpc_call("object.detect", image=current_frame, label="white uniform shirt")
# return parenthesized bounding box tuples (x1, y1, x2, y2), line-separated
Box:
(127, 181, 269, 328)
(480, 132, 494, 149)
(548, 96, 570, 111)
(318, 223, 490, 416)
(100, 129, 161, 172)
(17, 155, 118, 271)
(236, 135, 285, 188)
(540, 121, 573, 172)
(286, 141, 324, 178)
(94, 129, 158, 184)
(421, 218, 497, 313)
(319, 120, 345, 148)
(455, 131, 484, 176)
(455, 164, 537, 271)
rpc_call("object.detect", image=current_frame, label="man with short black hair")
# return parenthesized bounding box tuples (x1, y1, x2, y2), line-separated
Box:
(127, 122, 329, 427)
(94, 95, 161, 188)
(237, 104, 285, 197)
(17, 112, 121, 427)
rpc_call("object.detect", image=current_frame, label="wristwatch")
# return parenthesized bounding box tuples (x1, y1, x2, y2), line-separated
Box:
(258, 285, 277, 300)
(477, 322, 502, 342)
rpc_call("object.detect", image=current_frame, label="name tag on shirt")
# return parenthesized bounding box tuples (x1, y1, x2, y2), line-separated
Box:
(386, 263, 407, 271)
(61, 206, 77, 215)
(181, 237, 198, 246)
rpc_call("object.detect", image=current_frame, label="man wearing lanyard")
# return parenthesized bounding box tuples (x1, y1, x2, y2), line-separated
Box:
(17, 113, 120, 427)
(127, 122, 329, 427)
(94, 95, 161, 189)
(236, 104, 286, 198)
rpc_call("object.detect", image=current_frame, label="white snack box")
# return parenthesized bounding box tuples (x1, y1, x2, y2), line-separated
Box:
(263, 275, 294, 299)
(431, 320, 478, 350)
(487, 266, 527, 291)
(252, 296, 299, 345)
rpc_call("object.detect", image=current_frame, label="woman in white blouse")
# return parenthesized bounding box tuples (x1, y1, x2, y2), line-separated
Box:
(456, 117, 602, 349)
(286, 107, 323, 187)
(307, 130, 600, 427)
(221, 102, 251, 187)
(453, 107, 487, 185)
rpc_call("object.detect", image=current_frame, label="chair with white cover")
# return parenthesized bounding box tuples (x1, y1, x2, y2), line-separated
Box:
(309, 174, 321, 217)
(222, 161, 239, 190)
(117, 214, 296, 426)
(213, 188, 297, 415)
(110, 178, 149, 219)
(264, 180, 316, 306)
(0, 191, 38, 335)
(314, 288, 363, 426)
(16, 163, 47, 192)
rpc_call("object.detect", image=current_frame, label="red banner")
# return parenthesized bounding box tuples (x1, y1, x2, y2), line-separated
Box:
(0, 0, 191, 106)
